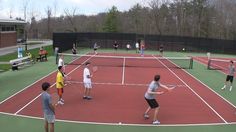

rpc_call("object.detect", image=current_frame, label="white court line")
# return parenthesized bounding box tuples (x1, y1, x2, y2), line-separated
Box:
(1, 111, 235, 127)
(0, 69, 57, 105)
(190, 57, 236, 109)
(14, 54, 96, 115)
(66, 81, 187, 87)
(153, 55, 228, 124)
(122, 57, 126, 84)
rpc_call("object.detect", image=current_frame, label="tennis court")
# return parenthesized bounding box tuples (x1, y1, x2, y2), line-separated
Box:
(0, 52, 235, 126)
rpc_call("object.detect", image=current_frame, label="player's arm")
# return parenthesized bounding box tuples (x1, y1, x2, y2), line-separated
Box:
(48, 98, 55, 113)
(147, 88, 164, 95)
(160, 83, 174, 92)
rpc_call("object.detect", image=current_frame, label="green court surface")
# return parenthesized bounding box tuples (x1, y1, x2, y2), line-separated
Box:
(0, 48, 236, 132)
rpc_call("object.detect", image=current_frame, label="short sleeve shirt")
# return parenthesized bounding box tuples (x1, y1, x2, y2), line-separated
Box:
(144, 81, 160, 99)
(83, 67, 91, 83)
(42, 92, 54, 115)
(56, 71, 64, 88)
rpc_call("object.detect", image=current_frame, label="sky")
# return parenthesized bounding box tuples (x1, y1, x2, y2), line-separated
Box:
(0, 0, 148, 20)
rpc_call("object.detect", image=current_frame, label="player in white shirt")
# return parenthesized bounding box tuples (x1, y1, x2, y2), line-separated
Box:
(83, 62, 93, 100)
(135, 42, 139, 53)
(58, 54, 65, 73)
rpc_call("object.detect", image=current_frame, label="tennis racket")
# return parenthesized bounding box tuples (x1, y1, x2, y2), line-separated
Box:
(92, 66, 98, 73)
(51, 93, 59, 106)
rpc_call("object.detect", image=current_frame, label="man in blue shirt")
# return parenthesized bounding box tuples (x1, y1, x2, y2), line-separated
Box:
(41, 82, 55, 132)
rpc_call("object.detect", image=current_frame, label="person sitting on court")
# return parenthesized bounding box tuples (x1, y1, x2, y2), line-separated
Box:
(83, 62, 93, 100)
(56, 66, 65, 105)
(144, 74, 174, 125)
(41, 82, 55, 132)
(221, 60, 235, 91)
(38, 47, 48, 61)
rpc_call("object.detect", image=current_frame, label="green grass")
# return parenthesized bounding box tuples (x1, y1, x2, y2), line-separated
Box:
(0, 45, 53, 71)
(0, 48, 236, 132)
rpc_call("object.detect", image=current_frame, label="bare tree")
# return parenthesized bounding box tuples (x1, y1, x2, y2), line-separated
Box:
(22, 0, 30, 21)
(64, 7, 78, 32)
(45, 6, 52, 39)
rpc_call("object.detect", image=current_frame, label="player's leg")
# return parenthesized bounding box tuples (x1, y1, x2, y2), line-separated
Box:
(229, 76, 233, 91)
(222, 76, 229, 90)
(44, 120, 49, 132)
(87, 83, 92, 100)
(49, 123, 54, 132)
(153, 107, 160, 124)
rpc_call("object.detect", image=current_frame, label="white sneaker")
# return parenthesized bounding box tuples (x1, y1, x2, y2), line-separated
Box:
(60, 98, 65, 102)
(144, 114, 149, 119)
(229, 87, 232, 91)
(152, 120, 160, 125)
(221, 86, 226, 90)
(57, 101, 64, 105)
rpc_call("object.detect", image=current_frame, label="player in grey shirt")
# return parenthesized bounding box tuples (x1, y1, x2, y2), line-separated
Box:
(144, 75, 174, 125)
(41, 82, 55, 132)
(222, 60, 235, 91)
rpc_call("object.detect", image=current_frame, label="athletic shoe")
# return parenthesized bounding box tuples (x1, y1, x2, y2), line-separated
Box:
(83, 96, 87, 99)
(60, 98, 65, 102)
(152, 120, 160, 125)
(144, 114, 149, 119)
(229, 87, 233, 91)
(221, 86, 226, 90)
(57, 101, 64, 105)
(87, 96, 93, 100)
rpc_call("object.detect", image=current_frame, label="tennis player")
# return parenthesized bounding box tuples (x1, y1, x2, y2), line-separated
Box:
(58, 54, 65, 73)
(140, 40, 145, 56)
(41, 82, 55, 132)
(222, 60, 235, 91)
(159, 44, 164, 56)
(113, 41, 119, 51)
(72, 43, 77, 54)
(135, 41, 139, 53)
(56, 66, 65, 105)
(83, 62, 93, 100)
(93, 42, 99, 54)
(144, 74, 173, 125)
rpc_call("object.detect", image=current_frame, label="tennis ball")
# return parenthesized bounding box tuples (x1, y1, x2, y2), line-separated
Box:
(119, 122, 122, 124)
(182, 48, 185, 51)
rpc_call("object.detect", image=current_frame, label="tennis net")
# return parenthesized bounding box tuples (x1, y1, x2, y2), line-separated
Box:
(57, 53, 193, 69)
(207, 59, 236, 70)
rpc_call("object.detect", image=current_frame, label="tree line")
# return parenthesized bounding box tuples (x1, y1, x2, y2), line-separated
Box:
(26, 0, 236, 40)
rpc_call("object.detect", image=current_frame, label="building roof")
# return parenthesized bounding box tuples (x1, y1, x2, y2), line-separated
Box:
(0, 18, 27, 25)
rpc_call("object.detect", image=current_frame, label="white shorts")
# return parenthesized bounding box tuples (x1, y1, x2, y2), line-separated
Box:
(84, 82, 92, 89)
(44, 114, 55, 123)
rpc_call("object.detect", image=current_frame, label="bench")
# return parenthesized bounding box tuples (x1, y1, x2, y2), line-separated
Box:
(9, 56, 32, 70)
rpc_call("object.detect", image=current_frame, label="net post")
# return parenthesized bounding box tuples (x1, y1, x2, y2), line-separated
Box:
(190, 57, 193, 69)
(207, 59, 211, 70)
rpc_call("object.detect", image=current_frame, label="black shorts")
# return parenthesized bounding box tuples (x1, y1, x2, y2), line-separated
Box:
(145, 97, 159, 109)
(160, 49, 163, 53)
(94, 48, 97, 51)
(226, 75, 234, 83)
(114, 47, 118, 50)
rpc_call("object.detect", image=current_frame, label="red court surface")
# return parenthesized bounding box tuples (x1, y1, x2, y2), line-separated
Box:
(194, 56, 236, 76)
(0, 53, 236, 125)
